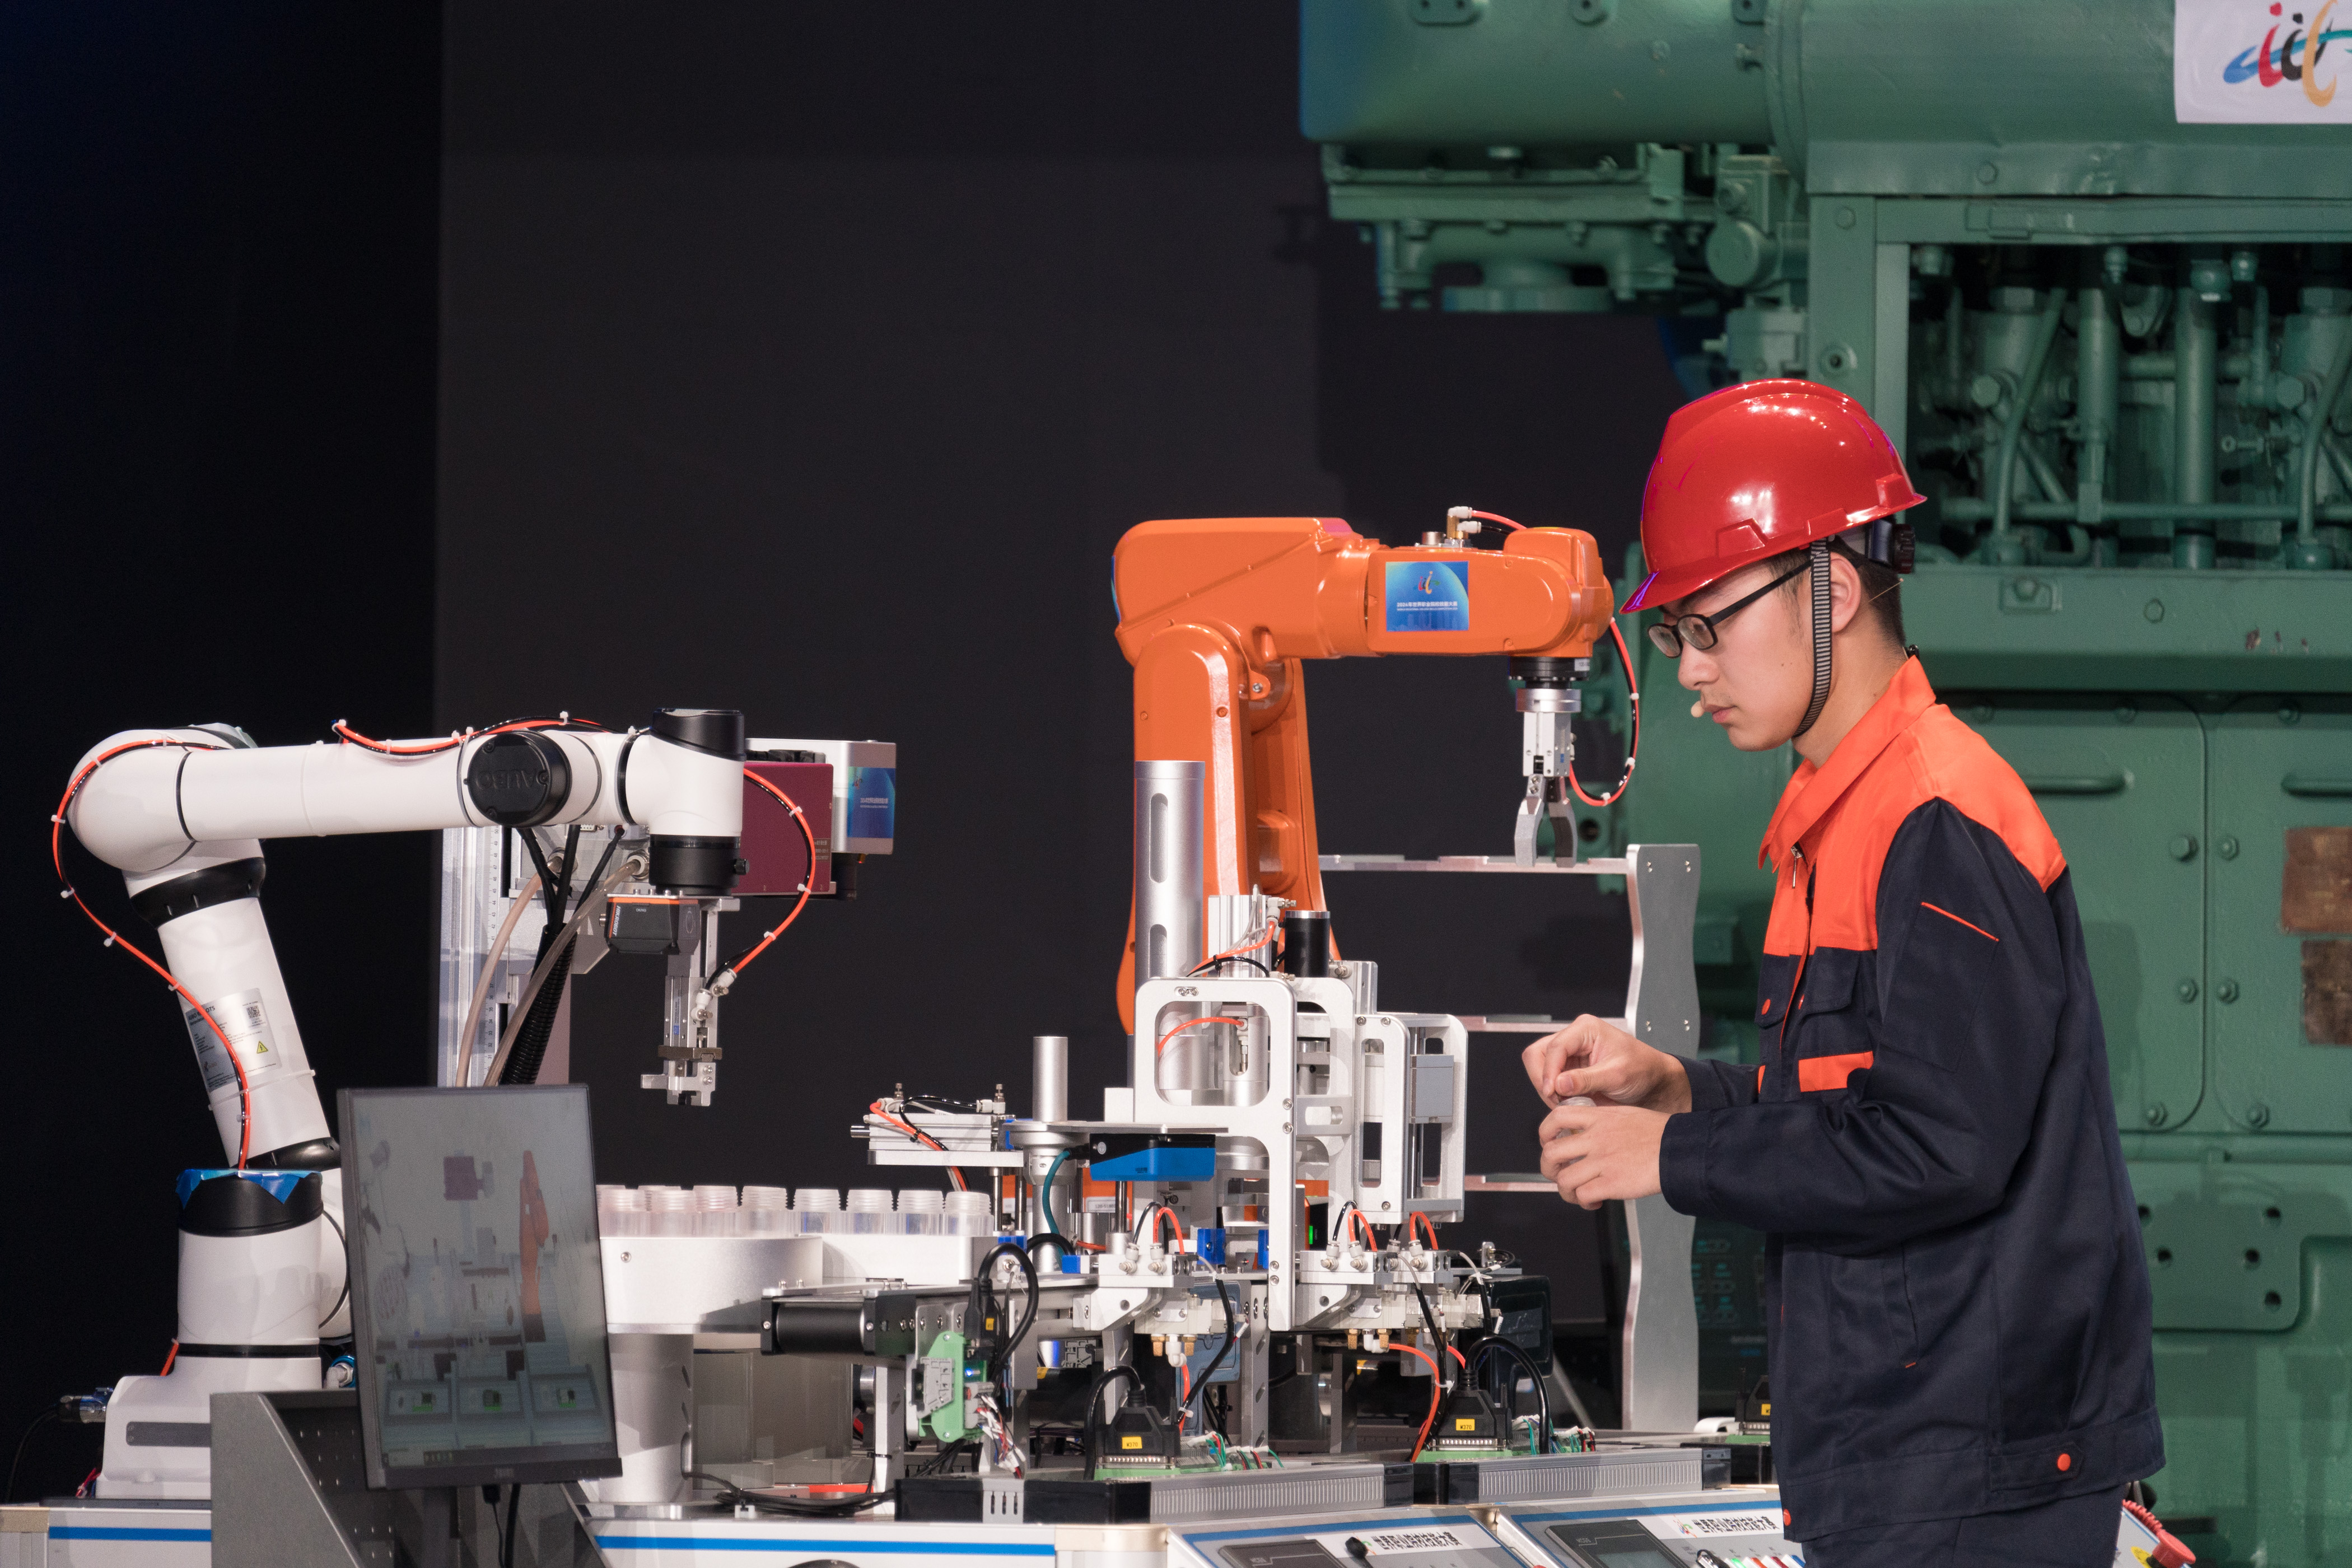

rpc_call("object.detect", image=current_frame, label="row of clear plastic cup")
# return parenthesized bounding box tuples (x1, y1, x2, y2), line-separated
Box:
(595, 1184, 1000, 1236)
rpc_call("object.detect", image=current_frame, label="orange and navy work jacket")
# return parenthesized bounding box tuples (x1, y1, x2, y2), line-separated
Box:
(1657, 657, 2160, 1539)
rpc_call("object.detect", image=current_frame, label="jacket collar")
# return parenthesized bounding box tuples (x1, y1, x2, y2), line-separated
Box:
(1758, 654, 1936, 871)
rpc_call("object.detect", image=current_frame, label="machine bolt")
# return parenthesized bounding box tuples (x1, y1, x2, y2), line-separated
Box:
(2247, 1102, 2272, 1128)
(2115, 703, 2138, 724)
(2279, 703, 2302, 725)
(2145, 1103, 2169, 1127)
(1835, 206, 1856, 229)
(1976, 162, 2000, 184)
(2169, 834, 2199, 861)
(2176, 979, 2200, 1003)
(2144, 600, 2166, 622)
(2218, 836, 2240, 860)
(2217, 979, 2239, 1004)
(2013, 576, 2041, 598)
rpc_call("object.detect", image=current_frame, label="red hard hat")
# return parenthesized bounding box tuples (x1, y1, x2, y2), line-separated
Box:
(1620, 379, 1924, 613)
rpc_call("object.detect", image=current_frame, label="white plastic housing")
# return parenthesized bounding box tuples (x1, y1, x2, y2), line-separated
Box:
(151, 898, 328, 1159)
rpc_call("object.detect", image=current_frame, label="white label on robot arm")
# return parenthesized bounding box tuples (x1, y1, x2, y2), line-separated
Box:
(2175, 0, 2352, 123)
(180, 986, 282, 1092)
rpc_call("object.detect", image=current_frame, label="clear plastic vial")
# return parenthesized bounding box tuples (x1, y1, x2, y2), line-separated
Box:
(743, 1186, 791, 1234)
(897, 1189, 944, 1235)
(795, 1189, 844, 1235)
(943, 1190, 996, 1237)
(845, 1189, 894, 1235)
(647, 1187, 697, 1237)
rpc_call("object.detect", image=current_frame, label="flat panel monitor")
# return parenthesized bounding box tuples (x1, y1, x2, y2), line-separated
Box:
(340, 1085, 621, 1489)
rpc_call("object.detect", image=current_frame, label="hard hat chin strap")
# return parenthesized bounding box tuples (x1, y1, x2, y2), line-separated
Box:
(1793, 540, 1833, 738)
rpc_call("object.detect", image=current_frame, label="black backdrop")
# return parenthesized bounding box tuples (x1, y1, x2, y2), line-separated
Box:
(8, 2, 1682, 1498)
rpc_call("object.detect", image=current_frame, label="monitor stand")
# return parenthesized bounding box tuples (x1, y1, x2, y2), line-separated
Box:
(209, 1391, 599, 1567)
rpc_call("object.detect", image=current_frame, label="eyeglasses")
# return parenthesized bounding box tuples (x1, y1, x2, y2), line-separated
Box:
(1646, 558, 1812, 657)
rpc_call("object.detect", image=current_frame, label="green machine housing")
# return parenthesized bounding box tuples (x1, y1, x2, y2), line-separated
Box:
(1304, 2, 2352, 1561)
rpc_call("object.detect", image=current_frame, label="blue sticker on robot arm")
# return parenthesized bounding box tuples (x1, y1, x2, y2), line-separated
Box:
(1383, 560, 1470, 632)
(848, 766, 896, 841)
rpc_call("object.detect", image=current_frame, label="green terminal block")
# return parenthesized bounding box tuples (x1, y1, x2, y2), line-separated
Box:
(916, 1331, 976, 1445)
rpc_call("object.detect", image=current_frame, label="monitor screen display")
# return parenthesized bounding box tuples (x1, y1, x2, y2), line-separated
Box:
(340, 1085, 620, 1488)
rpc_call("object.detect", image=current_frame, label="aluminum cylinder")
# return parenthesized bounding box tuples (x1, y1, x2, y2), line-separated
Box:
(1133, 762, 1205, 985)
(1033, 1035, 1070, 1124)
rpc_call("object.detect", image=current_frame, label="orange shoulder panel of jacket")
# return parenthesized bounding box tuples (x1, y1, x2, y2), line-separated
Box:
(1895, 705, 2067, 891)
(1766, 702, 2067, 954)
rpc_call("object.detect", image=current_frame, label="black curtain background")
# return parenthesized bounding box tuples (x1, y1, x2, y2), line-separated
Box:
(3, 3, 442, 1501)
(6, 3, 1683, 1499)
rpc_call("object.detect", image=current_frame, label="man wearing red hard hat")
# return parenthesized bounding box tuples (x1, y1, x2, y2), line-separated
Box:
(1523, 380, 2160, 1565)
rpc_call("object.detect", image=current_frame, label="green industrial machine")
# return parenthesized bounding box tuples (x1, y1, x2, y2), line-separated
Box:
(1303, 2, 2352, 1560)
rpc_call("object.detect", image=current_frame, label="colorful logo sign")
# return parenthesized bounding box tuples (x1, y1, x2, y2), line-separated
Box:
(2178, 0, 2352, 120)
(1383, 559, 1470, 632)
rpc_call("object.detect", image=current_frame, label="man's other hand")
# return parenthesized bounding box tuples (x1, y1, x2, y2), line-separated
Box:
(1539, 1102, 1668, 1210)
(1521, 1015, 1693, 1114)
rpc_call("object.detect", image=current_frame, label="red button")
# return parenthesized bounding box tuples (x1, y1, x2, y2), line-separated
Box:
(2055, 1453, 2072, 1472)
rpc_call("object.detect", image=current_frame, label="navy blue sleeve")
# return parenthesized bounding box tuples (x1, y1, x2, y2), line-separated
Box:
(1658, 800, 2068, 1248)
(1681, 1056, 1758, 1112)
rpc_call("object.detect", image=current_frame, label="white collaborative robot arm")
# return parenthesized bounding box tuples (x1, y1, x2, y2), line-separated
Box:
(62, 708, 747, 1168)
(58, 707, 792, 1500)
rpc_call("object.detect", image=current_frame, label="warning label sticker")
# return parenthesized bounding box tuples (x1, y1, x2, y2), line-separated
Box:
(181, 987, 281, 1093)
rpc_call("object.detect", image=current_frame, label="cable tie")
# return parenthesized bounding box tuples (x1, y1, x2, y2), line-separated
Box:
(60, 887, 74, 897)
(103, 935, 115, 947)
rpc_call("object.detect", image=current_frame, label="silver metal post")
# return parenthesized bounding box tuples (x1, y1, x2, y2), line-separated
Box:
(1133, 761, 1206, 987)
(1032, 1035, 1068, 1123)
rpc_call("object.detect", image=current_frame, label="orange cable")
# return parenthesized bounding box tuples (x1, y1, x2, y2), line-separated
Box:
(54, 739, 252, 1168)
(720, 770, 816, 979)
(1188, 917, 1283, 975)
(329, 714, 603, 757)
(1154, 1016, 1241, 1057)
(1411, 1212, 1441, 1249)
(159, 1341, 178, 1376)
(1466, 510, 1527, 532)
(1398, 1342, 1443, 1458)
(868, 1100, 969, 1193)
(1566, 619, 1642, 810)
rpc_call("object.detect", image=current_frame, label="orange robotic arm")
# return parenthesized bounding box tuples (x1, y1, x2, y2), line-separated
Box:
(1111, 515, 1613, 1028)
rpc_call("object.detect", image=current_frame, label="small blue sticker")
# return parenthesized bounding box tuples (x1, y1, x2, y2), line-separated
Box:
(1384, 560, 1470, 632)
(848, 765, 896, 842)
(176, 1168, 310, 1207)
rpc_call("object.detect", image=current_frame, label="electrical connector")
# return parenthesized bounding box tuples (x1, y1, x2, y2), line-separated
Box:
(58, 1388, 111, 1424)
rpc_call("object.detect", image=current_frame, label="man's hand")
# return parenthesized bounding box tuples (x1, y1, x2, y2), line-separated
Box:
(1539, 1101, 1669, 1210)
(1521, 1015, 1693, 1113)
